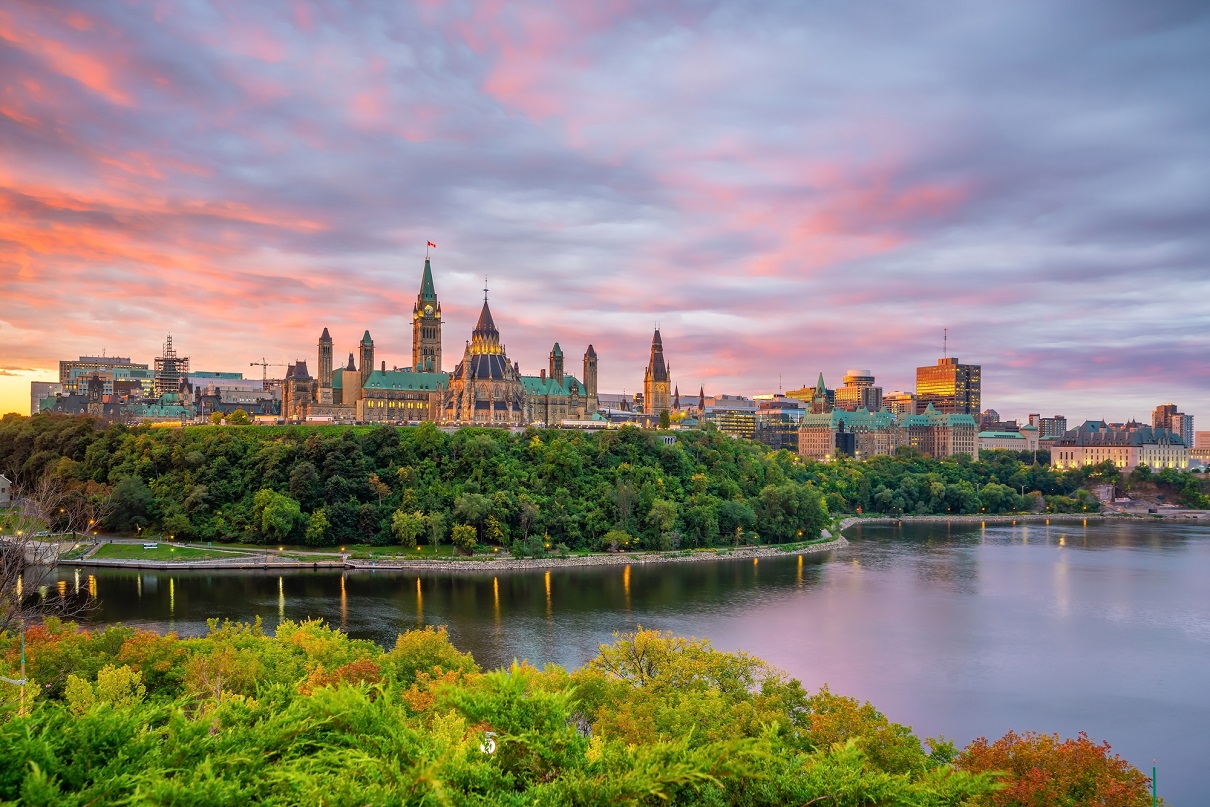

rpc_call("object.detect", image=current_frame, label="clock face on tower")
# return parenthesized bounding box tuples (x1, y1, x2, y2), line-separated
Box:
(424, 305, 434, 317)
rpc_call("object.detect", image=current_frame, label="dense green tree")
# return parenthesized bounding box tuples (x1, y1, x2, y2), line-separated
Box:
(391, 509, 425, 548)
(252, 489, 303, 544)
(106, 477, 155, 533)
(451, 523, 477, 555)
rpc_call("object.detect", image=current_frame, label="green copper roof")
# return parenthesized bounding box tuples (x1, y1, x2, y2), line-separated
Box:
(552, 342, 562, 356)
(419, 257, 437, 302)
(361, 330, 373, 346)
(800, 408, 898, 429)
(978, 431, 1025, 439)
(900, 404, 978, 428)
(521, 374, 583, 398)
(362, 369, 448, 392)
(331, 368, 345, 390)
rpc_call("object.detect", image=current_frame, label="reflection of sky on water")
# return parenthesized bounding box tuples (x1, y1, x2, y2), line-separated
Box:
(55, 519, 1210, 804)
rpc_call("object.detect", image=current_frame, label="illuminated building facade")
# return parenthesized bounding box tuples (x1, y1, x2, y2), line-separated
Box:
(701, 395, 756, 438)
(901, 405, 979, 459)
(787, 374, 834, 413)
(1051, 420, 1189, 472)
(882, 391, 917, 417)
(915, 357, 980, 415)
(835, 369, 883, 412)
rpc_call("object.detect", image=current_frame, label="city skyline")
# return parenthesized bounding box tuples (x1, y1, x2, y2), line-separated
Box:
(2, 2, 1208, 422)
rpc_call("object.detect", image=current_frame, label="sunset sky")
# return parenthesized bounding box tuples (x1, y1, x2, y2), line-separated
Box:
(2, 1, 1207, 423)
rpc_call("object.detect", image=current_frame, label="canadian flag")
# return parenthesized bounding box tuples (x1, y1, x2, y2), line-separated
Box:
(427, 241, 437, 248)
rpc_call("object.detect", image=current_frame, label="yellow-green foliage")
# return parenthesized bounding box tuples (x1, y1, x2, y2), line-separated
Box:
(64, 664, 146, 715)
(0, 621, 1147, 805)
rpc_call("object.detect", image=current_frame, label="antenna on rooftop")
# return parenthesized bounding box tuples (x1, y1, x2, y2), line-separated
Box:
(943, 328, 948, 359)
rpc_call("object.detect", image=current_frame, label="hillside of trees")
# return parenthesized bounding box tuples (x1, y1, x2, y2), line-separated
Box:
(0, 622, 1160, 806)
(1, 414, 1205, 552)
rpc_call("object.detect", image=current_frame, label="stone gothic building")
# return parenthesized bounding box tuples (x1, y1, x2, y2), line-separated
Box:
(286, 256, 600, 426)
(443, 295, 526, 424)
(643, 328, 672, 417)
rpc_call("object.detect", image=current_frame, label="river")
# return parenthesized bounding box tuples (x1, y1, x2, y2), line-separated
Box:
(56, 518, 1209, 803)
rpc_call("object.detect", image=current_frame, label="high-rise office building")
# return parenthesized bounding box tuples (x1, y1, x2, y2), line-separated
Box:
(883, 391, 917, 417)
(1153, 403, 1193, 446)
(835, 369, 883, 412)
(1170, 413, 1194, 447)
(1030, 413, 1068, 440)
(915, 357, 980, 415)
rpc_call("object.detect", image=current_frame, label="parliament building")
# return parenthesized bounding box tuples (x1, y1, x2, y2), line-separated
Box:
(282, 257, 599, 426)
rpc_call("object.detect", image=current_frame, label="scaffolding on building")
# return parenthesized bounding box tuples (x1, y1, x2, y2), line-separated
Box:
(153, 334, 190, 398)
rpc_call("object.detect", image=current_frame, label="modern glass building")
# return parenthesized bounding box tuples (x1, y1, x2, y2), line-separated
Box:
(915, 357, 980, 415)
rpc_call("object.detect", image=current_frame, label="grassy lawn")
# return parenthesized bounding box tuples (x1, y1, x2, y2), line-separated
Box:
(90, 543, 242, 562)
(346, 544, 461, 560)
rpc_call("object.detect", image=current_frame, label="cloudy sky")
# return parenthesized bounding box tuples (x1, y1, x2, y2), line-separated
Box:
(2, 0, 1207, 423)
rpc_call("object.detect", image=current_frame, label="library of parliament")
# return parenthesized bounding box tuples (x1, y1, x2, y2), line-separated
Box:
(281, 257, 642, 426)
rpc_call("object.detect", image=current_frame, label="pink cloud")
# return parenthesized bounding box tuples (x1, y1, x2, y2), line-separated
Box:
(0, 7, 133, 107)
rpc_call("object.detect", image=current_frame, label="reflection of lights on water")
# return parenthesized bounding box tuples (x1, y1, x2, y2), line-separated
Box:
(493, 576, 500, 621)
(545, 570, 552, 619)
(416, 577, 423, 624)
(57, 581, 67, 597)
(87, 574, 97, 599)
(1059, 535, 1066, 547)
(39, 585, 48, 599)
(340, 574, 347, 631)
(74, 569, 80, 594)
(15, 577, 21, 599)
(169, 578, 175, 615)
(622, 565, 631, 610)
(137, 576, 142, 599)
(278, 576, 285, 619)
(797, 554, 803, 587)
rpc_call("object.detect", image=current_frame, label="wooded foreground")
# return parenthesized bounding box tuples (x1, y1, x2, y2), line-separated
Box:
(0, 622, 1160, 806)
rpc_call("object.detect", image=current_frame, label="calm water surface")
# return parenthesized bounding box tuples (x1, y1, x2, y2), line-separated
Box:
(60, 520, 1210, 804)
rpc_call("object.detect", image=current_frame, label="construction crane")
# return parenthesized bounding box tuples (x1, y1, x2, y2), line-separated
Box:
(250, 359, 287, 391)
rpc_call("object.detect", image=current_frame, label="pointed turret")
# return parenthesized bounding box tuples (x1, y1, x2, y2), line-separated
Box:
(419, 257, 437, 302)
(346, 353, 356, 371)
(643, 327, 672, 417)
(474, 299, 498, 339)
(698, 386, 705, 412)
(550, 342, 564, 383)
(320, 327, 331, 342)
(673, 385, 680, 409)
(359, 331, 374, 387)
